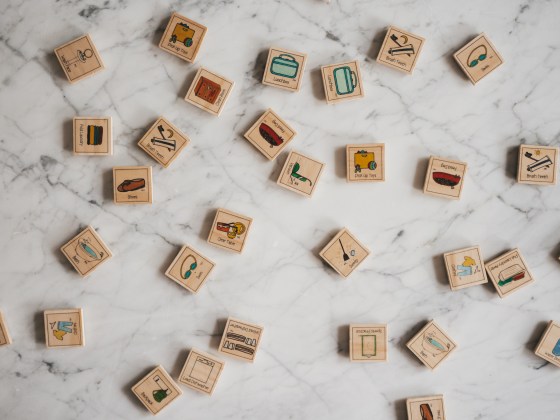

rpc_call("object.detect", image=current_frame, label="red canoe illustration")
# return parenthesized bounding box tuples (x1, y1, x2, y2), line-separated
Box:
(259, 123, 284, 147)
(432, 171, 461, 188)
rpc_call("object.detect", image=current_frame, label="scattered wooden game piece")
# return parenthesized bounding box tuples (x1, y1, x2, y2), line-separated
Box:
(406, 320, 457, 370)
(346, 144, 386, 182)
(517, 144, 558, 185)
(277, 150, 325, 197)
(131, 365, 182, 415)
(73, 117, 112, 155)
(244, 109, 297, 160)
(319, 228, 370, 278)
(443, 246, 487, 291)
(262, 47, 308, 92)
(423, 156, 467, 200)
(0, 311, 12, 346)
(406, 395, 446, 420)
(376, 26, 425, 74)
(321, 60, 364, 104)
(113, 166, 153, 204)
(218, 317, 264, 362)
(54, 34, 104, 83)
(485, 248, 534, 298)
(178, 348, 225, 394)
(159, 12, 207, 63)
(349, 324, 388, 362)
(184, 68, 234, 116)
(535, 321, 560, 368)
(454, 33, 503, 84)
(44, 308, 84, 348)
(207, 209, 252, 253)
(138, 117, 190, 168)
(60, 226, 112, 277)
(165, 245, 215, 293)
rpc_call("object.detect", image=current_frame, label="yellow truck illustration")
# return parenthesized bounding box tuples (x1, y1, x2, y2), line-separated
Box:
(354, 150, 377, 172)
(170, 23, 195, 47)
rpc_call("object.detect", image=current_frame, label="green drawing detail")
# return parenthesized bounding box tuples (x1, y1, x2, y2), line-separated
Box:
(361, 335, 377, 357)
(290, 162, 312, 185)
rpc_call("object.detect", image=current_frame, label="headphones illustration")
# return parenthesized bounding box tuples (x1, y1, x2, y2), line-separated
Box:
(467, 45, 487, 68)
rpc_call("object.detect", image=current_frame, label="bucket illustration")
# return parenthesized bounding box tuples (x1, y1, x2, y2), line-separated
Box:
(333, 66, 357, 95)
(270, 54, 299, 79)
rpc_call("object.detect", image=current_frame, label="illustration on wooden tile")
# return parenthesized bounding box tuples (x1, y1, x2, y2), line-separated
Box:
(347, 144, 385, 182)
(218, 318, 263, 362)
(377, 26, 425, 74)
(407, 320, 457, 370)
(73, 117, 112, 155)
(185, 68, 234, 116)
(60, 226, 112, 277)
(406, 395, 446, 420)
(132, 366, 182, 415)
(179, 349, 225, 394)
(138, 118, 190, 168)
(443, 246, 487, 290)
(113, 166, 153, 204)
(44, 309, 84, 348)
(535, 321, 560, 368)
(207, 209, 252, 253)
(244, 109, 296, 160)
(517, 145, 558, 185)
(277, 150, 324, 196)
(0, 312, 12, 346)
(485, 248, 534, 298)
(319, 228, 370, 277)
(262, 47, 307, 92)
(321, 60, 364, 104)
(165, 246, 215, 293)
(349, 324, 388, 362)
(454, 33, 503, 84)
(159, 13, 207, 63)
(54, 34, 104, 83)
(423, 156, 467, 199)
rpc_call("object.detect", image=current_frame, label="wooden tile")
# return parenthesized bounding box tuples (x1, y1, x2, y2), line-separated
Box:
(165, 245, 215, 293)
(454, 33, 504, 84)
(184, 68, 234, 116)
(485, 248, 534, 298)
(44, 308, 84, 348)
(0, 311, 12, 346)
(517, 144, 558, 185)
(406, 320, 457, 370)
(138, 117, 190, 168)
(178, 348, 225, 394)
(60, 226, 112, 277)
(54, 34, 104, 83)
(113, 166, 153, 204)
(423, 156, 467, 200)
(319, 228, 370, 278)
(406, 395, 446, 420)
(346, 144, 385, 182)
(535, 321, 560, 368)
(321, 60, 364, 104)
(207, 209, 252, 253)
(131, 365, 182, 415)
(277, 150, 325, 197)
(443, 246, 487, 291)
(376, 26, 425, 74)
(159, 12, 207, 63)
(73, 117, 112, 155)
(218, 317, 263, 362)
(349, 324, 388, 362)
(244, 109, 297, 160)
(262, 47, 307, 92)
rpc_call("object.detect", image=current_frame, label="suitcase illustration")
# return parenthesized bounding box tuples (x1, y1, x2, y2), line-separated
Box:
(354, 150, 376, 172)
(86, 125, 103, 145)
(170, 23, 195, 47)
(270, 54, 299, 79)
(333, 66, 357, 95)
(194, 76, 221, 104)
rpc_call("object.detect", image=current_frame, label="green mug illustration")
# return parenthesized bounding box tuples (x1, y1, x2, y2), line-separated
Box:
(333, 66, 357, 95)
(270, 54, 299, 79)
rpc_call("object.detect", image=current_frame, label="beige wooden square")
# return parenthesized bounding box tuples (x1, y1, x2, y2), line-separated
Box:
(319, 228, 370, 278)
(277, 150, 325, 197)
(138, 117, 190, 168)
(454, 33, 504, 84)
(518, 144, 558, 185)
(0, 311, 12, 346)
(159, 12, 207, 63)
(535, 321, 560, 368)
(346, 144, 385, 182)
(406, 320, 457, 370)
(165, 245, 215, 293)
(423, 156, 467, 200)
(443, 246, 487, 291)
(349, 324, 388, 362)
(244, 109, 296, 160)
(376, 26, 425, 74)
(54, 34, 104, 83)
(73, 117, 112, 155)
(179, 348, 225, 394)
(44, 309, 84, 348)
(262, 47, 307, 92)
(60, 226, 112, 277)
(113, 166, 153, 204)
(218, 317, 263, 362)
(207, 209, 252, 253)
(321, 60, 364, 104)
(407, 395, 446, 420)
(485, 248, 534, 298)
(131, 365, 182, 415)
(184, 68, 234, 116)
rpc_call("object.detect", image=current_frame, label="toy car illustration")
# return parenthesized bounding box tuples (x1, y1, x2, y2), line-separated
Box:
(354, 150, 377, 172)
(170, 23, 195, 47)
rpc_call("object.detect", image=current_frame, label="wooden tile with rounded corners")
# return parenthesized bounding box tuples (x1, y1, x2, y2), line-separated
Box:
(244, 109, 296, 160)
(131, 365, 182, 415)
(113, 166, 153, 204)
(407, 395, 446, 420)
(349, 324, 388, 362)
(73, 117, 112, 155)
(443, 246, 487, 291)
(406, 320, 457, 370)
(44, 309, 84, 348)
(165, 245, 215, 293)
(179, 348, 225, 395)
(60, 226, 112, 277)
(218, 317, 264, 362)
(138, 117, 190, 168)
(535, 321, 560, 368)
(423, 156, 467, 200)
(0, 311, 12, 346)
(54, 34, 104, 83)
(376, 26, 425, 74)
(321, 60, 364, 104)
(277, 150, 325, 197)
(159, 12, 207, 63)
(207, 208, 252, 253)
(485, 248, 534, 298)
(346, 144, 385, 182)
(454, 33, 503, 84)
(184, 68, 234, 116)
(517, 144, 558, 185)
(319, 228, 370, 278)
(262, 47, 307, 92)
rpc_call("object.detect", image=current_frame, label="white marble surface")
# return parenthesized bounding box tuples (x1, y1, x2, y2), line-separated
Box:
(1, 0, 559, 419)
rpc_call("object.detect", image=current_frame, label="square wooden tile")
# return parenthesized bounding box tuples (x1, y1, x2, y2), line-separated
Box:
(319, 228, 370, 278)
(423, 156, 467, 200)
(376, 26, 425, 74)
(54, 34, 104, 83)
(207, 209, 252, 253)
(0, 311, 12, 346)
(73, 117, 112, 155)
(218, 317, 263, 362)
(535, 321, 560, 368)
(277, 150, 325, 197)
(349, 324, 388, 362)
(159, 12, 207, 63)
(113, 166, 153, 204)
(244, 109, 296, 160)
(44, 309, 84, 348)
(131, 365, 182, 415)
(407, 395, 446, 420)
(443, 246, 487, 291)
(262, 47, 307, 92)
(485, 248, 534, 298)
(60, 226, 112, 277)
(321, 60, 364, 104)
(138, 117, 190, 168)
(406, 320, 457, 370)
(518, 144, 558, 185)
(346, 144, 385, 182)
(454, 33, 504, 84)
(179, 348, 225, 394)
(184, 68, 234, 116)
(165, 245, 215, 293)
